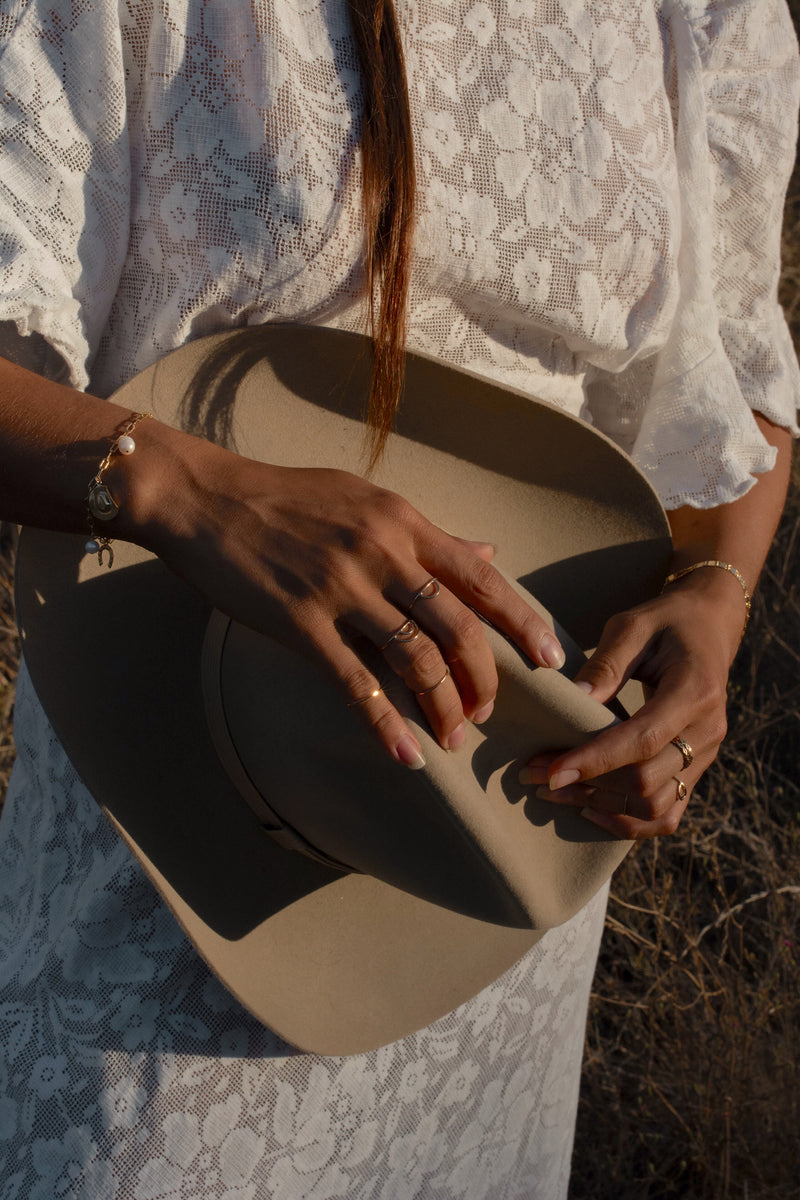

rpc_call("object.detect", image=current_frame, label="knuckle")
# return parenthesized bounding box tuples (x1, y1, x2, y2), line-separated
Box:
(632, 762, 660, 798)
(407, 640, 445, 683)
(466, 558, 505, 604)
(604, 609, 643, 643)
(340, 664, 379, 702)
(447, 606, 485, 651)
(695, 672, 725, 703)
(659, 809, 682, 837)
(583, 651, 618, 685)
(373, 487, 414, 528)
(706, 712, 728, 747)
(636, 724, 664, 761)
(647, 792, 674, 820)
(586, 747, 615, 780)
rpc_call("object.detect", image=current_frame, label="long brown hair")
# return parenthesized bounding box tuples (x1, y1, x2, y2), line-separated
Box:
(347, 0, 415, 466)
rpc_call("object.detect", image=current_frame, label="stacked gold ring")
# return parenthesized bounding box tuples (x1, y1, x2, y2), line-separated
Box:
(670, 736, 694, 770)
(408, 578, 440, 611)
(380, 619, 420, 651)
(414, 667, 451, 696)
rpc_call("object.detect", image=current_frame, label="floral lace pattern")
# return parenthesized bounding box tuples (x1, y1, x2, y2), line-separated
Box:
(0, 664, 607, 1199)
(1, 1, 799, 1197)
(1, 0, 798, 506)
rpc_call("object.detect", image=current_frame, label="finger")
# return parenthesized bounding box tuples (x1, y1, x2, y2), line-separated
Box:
(352, 602, 468, 750)
(577, 773, 694, 840)
(309, 624, 427, 770)
(411, 666, 466, 751)
(545, 663, 703, 790)
(383, 572, 500, 723)
(536, 765, 697, 823)
(545, 736, 701, 810)
(419, 525, 567, 670)
(571, 609, 656, 705)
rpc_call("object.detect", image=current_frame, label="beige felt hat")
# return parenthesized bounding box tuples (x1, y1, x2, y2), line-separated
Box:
(16, 325, 671, 1055)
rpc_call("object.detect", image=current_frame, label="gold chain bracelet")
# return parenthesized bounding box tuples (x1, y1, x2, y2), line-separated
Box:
(85, 411, 151, 568)
(662, 559, 752, 641)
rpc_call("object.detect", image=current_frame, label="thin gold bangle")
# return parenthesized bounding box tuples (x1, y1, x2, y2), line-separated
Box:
(662, 559, 752, 640)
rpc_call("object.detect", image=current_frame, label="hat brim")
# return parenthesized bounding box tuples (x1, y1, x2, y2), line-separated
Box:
(16, 325, 671, 1054)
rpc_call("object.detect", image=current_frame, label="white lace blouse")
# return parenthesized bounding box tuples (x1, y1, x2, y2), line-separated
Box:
(0, 3, 798, 1199)
(1, 0, 799, 505)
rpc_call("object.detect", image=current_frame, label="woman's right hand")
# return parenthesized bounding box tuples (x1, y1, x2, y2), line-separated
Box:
(119, 425, 567, 768)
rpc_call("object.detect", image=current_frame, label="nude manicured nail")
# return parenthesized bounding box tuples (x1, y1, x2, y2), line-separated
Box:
(396, 736, 426, 769)
(472, 700, 494, 724)
(574, 680, 593, 694)
(447, 722, 466, 751)
(549, 768, 581, 791)
(540, 635, 566, 669)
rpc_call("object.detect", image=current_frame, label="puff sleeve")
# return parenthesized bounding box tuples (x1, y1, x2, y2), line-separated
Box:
(0, 0, 130, 387)
(588, 0, 800, 508)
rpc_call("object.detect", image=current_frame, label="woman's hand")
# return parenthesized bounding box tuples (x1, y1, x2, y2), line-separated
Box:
(128, 429, 567, 769)
(518, 406, 794, 843)
(518, 567, 747, 839)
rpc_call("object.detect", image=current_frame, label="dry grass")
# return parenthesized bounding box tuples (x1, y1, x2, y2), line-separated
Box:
(1, 18, 800, 1200)
(570, 18, 800, 1191)
(571, 464, 800, 1198)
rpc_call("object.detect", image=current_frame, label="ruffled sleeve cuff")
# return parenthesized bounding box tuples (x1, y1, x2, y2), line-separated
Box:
(630, 337, 790, 509)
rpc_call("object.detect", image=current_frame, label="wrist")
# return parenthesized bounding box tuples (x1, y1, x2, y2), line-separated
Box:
(101, 418, 218, 551)
(661, 562, 750, 662)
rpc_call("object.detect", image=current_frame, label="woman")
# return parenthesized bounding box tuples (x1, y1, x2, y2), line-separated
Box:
(0, 0, 797, 1196)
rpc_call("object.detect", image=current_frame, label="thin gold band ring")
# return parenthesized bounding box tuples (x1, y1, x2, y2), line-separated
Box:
(408, 578, 440, 612)
(379, 619, 420, 651)
(414, 667, 451, 696)
(347, 687, 383, 708)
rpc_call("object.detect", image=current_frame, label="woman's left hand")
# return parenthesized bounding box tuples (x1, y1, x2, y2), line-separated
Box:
(518, 568, 747, 839)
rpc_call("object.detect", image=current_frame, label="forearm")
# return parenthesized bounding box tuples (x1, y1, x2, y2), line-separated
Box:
(0, 353, 145, 532)
(668, 414, 792, 581)
(0, 353, 205, 546)
(665, 414, 793, 657)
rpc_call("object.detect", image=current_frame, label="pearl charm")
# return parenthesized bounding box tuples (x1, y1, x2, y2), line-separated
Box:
(85, 410, 150, 569)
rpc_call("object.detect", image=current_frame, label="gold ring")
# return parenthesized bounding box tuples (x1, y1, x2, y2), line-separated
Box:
(674, 777, 688, 802)
(347, 687, 383, 708)
(379, 619, 420, 651)
(408, 578, 440, 611)
(670, 736, 694, 770)
(415, 667, 450, 696)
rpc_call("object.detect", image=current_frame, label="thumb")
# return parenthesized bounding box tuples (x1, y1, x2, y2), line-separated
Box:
(572, 613, 646, 705)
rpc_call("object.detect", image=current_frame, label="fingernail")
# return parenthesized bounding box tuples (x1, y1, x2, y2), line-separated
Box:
(472, 700, 494, 724)
(549, 768, 581, 791)
(447, 722, 466, 751)
(396, 736, 426, 769)
(518, 765, 549, 785)
(574, 680, 593, 694)
(540, 634, 566, 669)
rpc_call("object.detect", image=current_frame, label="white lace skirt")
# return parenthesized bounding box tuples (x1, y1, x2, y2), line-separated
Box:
(0, 661, 607, 1200)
